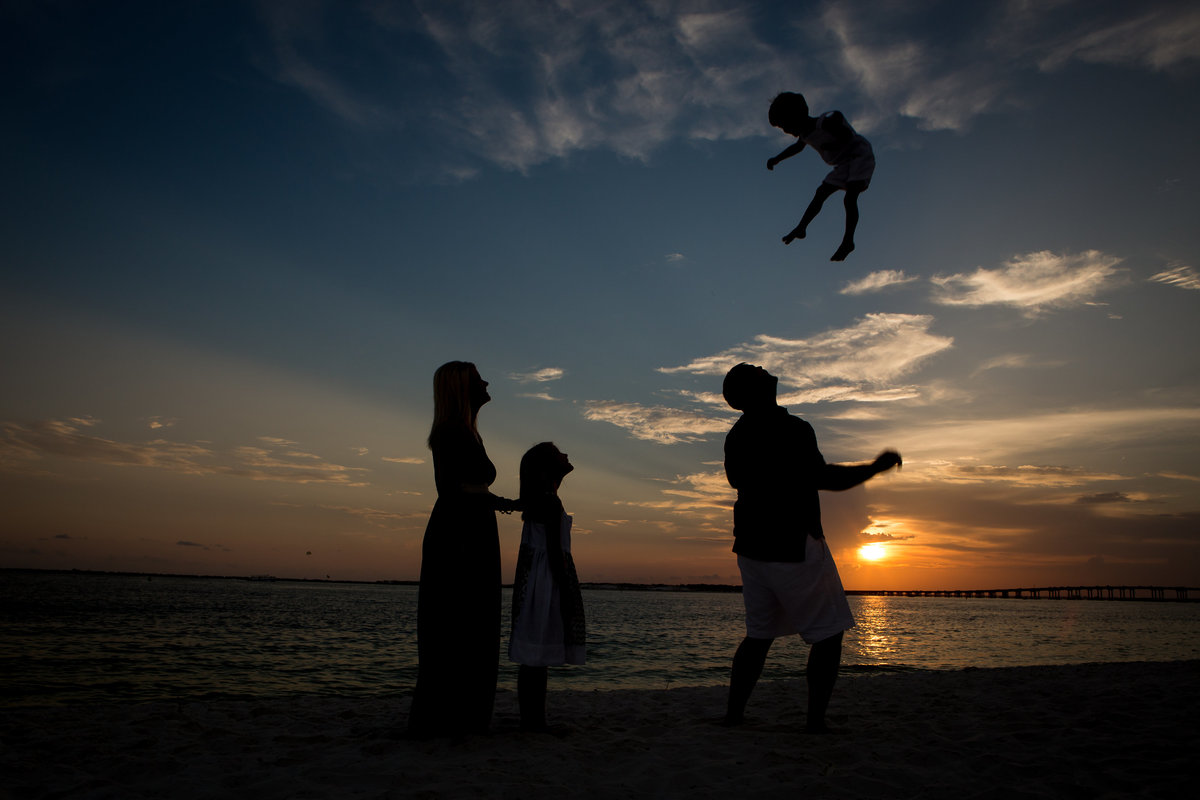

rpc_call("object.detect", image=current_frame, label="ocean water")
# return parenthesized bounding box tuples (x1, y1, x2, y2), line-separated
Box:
(2, 571, 1198, 707)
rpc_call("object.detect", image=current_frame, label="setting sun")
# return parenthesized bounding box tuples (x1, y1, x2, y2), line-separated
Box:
(859, 543, 888, 562)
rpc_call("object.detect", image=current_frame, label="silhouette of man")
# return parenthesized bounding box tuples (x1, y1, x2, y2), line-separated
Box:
(721, 363, 901, 732)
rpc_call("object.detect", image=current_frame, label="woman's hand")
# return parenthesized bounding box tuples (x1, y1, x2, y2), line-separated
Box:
(493, 495, 522, 514)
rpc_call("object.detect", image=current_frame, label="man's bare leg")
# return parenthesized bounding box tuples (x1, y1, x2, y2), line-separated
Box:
(724, 636, 773, 724)
(805, 631, 844, 733)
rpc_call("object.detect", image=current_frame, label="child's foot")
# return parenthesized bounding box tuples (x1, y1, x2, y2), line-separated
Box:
(782, 227, 806, 245)
(831, 241, 854, 261)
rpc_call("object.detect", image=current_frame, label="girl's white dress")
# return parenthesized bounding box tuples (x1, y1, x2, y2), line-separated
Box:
(508, 511, 586, 666)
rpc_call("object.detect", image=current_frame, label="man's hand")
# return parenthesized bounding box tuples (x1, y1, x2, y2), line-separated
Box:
(872, 450, 902, 474)
(767, 157, 779, 170)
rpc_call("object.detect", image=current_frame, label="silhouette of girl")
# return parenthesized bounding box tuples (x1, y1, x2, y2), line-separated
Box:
(509, 442, 585, 731)
(407, 361, 517, 737)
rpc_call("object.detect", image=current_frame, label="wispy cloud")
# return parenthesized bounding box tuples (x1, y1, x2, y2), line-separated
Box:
(902, 461, 1129, 488)
(661, 313, 953, 395)
(1149, 264, 1200, 290)
(971, 353, 1064, 376)
(931, 250, 1123, 312)
(583, 402, 732, 445)
(840, 270, 918, 295)
(509, 367, 565, 383)
(1035, 5, 1200, 72)
(518, 392, 560, 402)
(585, 314, 953, 443)
(0, 418, 371, 486)
(884, 407, 1200, 463)
(318, 504, 426, 530)
(255, 1, 1199, 176)
(381, 456, 424, 464)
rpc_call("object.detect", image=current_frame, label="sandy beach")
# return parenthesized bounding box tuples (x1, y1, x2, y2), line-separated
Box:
(3, 660, 1196, 799)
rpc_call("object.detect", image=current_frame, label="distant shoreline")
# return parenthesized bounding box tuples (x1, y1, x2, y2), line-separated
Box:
(5, 567, 1198, 601)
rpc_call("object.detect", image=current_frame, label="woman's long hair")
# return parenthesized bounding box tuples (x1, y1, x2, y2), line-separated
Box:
(428, 361, 479, 447)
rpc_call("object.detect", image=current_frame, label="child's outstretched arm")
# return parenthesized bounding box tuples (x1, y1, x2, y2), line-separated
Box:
(767, 141, 806, 170)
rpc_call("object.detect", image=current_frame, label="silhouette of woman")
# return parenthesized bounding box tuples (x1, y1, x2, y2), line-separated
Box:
(407, 361, 517, 737)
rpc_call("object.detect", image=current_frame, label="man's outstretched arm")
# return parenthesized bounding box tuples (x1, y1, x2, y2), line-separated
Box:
(816, 450, 901, 491)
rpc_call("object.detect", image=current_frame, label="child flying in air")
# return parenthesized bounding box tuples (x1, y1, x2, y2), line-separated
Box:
(767, 92, 875, 262)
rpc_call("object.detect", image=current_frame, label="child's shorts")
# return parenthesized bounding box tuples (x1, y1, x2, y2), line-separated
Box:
(824, 139, 875, 189)
(737, 536, 855, 643)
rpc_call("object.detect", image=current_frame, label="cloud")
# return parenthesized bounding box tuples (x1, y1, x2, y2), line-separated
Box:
(824, 1, 1199, 134)
(839, 270, 918, 295)
(583, 402, 732, 445)
(657, 470, 736, 513)
(1159, 471, 1200, 483)
(257, 1, 801, 173)
(904, 462, 1129, 488)
(257, 3, 390, 128)
(318, 504, 427, 530)
(518, 392, 560, 402)
(971, 353, 1065, 376)
(661, 313, 953, 394)
(882, 407, 1200, 463)
(0, 418, 371, 486)
(931, 250, 1123, 312)
(254, 1, 1199, 177)
(1035, 5, 1200, 72)
(665, 253, 686, 263)
(1, 418, 216, 474)
(381, 456, 425, 464)
(230, 443, 371, 486)
(509, 367, 565, 383)
(821, 2, 1010, 133)
(1149, 264, 1200, 291)
(1074, 491, 1135, 505)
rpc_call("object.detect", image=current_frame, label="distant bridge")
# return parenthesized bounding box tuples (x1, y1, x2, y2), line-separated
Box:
(849, 586, 1198, 601)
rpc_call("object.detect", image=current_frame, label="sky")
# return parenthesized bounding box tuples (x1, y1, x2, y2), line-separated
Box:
(2, 0, 1198, 589)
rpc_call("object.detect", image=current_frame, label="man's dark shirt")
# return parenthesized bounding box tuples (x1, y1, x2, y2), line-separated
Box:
(724, 405, 825, 561)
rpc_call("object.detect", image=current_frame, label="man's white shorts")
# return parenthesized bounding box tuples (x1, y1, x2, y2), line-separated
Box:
(738, 536, 855, 643)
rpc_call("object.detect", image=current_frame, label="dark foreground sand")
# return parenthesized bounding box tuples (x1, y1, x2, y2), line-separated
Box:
(3, 661, 1197, 799)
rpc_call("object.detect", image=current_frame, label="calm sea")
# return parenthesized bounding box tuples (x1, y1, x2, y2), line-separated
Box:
(2, 571, 1198, 707)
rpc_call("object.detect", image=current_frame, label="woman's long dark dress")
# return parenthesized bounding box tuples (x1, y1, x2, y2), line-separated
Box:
(407, 427, 501, 736)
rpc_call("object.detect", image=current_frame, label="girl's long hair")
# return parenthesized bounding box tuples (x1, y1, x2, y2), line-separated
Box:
(428, 361, 478, 447)
(519, 441, 561, 522)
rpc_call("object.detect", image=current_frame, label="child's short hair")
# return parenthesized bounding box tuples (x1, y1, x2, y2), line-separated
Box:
(768, 92, 808, 128)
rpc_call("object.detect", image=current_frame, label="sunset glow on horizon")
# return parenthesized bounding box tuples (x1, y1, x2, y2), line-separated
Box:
(2, 1, 1198, 590)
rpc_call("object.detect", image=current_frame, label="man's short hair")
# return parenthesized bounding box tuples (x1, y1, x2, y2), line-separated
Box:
(723, 363, 758, 410)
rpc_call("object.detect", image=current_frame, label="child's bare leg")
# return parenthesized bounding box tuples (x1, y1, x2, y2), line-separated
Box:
(831, 184, 864, 261)
(518, 665, 548, 731)
(784, 182, 838, 244)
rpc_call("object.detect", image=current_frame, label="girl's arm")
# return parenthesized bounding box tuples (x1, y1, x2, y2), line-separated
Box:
(768, 141, 806, 169)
